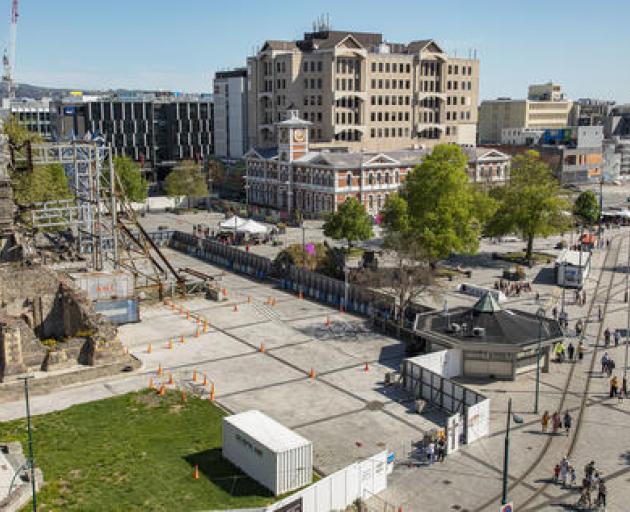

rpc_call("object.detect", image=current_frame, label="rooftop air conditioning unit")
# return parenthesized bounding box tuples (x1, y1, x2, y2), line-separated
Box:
(449, 323, 461, 333)
(473, 327, 486, 337)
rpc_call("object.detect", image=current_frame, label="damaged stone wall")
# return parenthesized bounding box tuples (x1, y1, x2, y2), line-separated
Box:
(0, 265, 127, 382)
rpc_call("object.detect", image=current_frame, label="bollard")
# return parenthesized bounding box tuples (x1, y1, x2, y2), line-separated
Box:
(192, 369, 197, 382)
(259, 343, 265, 353)
(203, 321, 209, 333)
(168, 373, 174, 385)
(147, 343, 152, 354)
(210, 383, 216, 401)
(309, 368, 316, 379)
(203, 374, 208, 386)
(364, 362, 369, 372)
(193, 465, 199, 480)
(157, 363, 163, 376)
(195, 327, 200, 338)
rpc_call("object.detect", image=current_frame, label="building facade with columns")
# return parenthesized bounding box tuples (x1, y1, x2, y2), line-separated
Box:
(245, 111, 510, 218)
(247, 30, 479, 152)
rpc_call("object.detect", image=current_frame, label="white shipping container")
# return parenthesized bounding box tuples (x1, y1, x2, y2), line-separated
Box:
(222, 410, 313, 496)
(69, 271, 135, 301)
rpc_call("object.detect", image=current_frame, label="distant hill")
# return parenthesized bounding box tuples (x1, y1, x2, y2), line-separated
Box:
(14, 83, 151, 100)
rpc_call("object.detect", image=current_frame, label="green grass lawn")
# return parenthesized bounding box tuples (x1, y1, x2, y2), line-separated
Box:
(0, 390, 280, 511)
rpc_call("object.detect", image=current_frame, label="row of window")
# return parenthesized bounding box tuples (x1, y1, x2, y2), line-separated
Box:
(336, 97, 360, 108)
(303, 60, 324, 73)
(446, 81, 473, 91)
(447, 64, 473, 76)
(370, 127, 411, 138)
(445, 126, 458, 135)
(336, 78, 360, 91)
(303, 95, 323, 106)
(304, 111, 323, 123)
(304, 78, 323, 89)
(370, 62, 412, 74)
(445, 111, 472, 121)
(336, 58, 359, 74)
(334, 130, 362, 141)
(370, 78, 412, 90)
(446, 96, 470, 106)
(276, 79, 288, 89)
(276, 61, 288, 73)
(336, 112, 360, 124)
(370, 95, 411, 106)
(420, 62, 440, 76)
(370, 111, 410, 122)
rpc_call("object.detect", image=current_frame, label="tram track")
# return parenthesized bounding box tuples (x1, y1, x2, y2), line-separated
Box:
(472, 234, 624, 512)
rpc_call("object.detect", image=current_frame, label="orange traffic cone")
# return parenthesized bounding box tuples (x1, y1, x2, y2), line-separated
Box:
(158, 384, 165, 396)
(157, 363, 163, 376)
(168, 373, 174, 385)
(180, 335, 185, 344)
(192, 369, 197, 382)
(193, 465, 199, 480)
(203, 374, 208, 386)
(364, 362, 369, 372)
(203, 321, 209, 333)
(259, 343, 265, 353)
(309, 368, 316, 379)
(147, 343, 152, 354)
(210, 383, 216, 401)
(148, 377, 154, 389)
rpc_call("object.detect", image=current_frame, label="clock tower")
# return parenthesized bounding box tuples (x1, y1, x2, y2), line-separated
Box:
(277, 110, 312, 162)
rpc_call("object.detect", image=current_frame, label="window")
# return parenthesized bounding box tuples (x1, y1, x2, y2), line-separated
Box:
(304, 79, 309, 89)
(371, 62, 376, 72)
(346, 174, 352, 187)
(317, 61, 322, 72)
(385, 63, 390, 72)
(303, 62, 308, 72)
(369, 195, 374, 208)
(379, 62, 383, 72)
(371, 128, 376, 138)
(385, 79, 390, 89)
(385, 96, 390, 106)
(303, 96, 308, 106)
(310, 61, 315, 72)
(317, 78, 322, 89)
(406, 80, 410, 89)
(371, 96, 376, 105)
(371, 79, 376, 88)
(369, 173, 374, 185)
(371, 112, 376, 122)
(378, 79, 383, 89)
(447, 81, 451, 90)
(406, 63, 411, 73)
(448, 65, 452, 74)
(318, 112, 322, 122)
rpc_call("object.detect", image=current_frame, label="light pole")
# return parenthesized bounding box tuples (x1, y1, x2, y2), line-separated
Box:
(534, 307, 546, 414)
(502, 397, 523, 505)
(625, 227, 630, 388)
(344, 266, 349, 308)
(19, 376, 37, 512)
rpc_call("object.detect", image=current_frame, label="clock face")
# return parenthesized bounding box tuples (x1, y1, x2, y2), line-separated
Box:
(293, 129, 305, 143)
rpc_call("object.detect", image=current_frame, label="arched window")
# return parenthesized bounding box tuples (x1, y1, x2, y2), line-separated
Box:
(377, 195, 382, 208)
(368, 195, 374, 209)
(377, 173, 382, 184)
(368, 173, 374, 185)
(385, 172, 390, 184)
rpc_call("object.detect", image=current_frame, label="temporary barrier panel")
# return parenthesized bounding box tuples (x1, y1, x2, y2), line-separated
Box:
(93, 298, 140, 324)
(69, 271, 134, 301)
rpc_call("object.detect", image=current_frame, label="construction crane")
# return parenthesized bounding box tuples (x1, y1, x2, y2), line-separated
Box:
(2, 0, 18, 101)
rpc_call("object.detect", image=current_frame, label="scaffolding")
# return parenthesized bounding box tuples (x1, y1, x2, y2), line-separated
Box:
(14, 141, 184, 297)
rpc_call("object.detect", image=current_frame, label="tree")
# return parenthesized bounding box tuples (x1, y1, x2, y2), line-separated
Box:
(323, 196, 373, 248)
(3, 115, 42, 147)
(487, 150, 570, 265)
(12, 163, 72, 207)
(112, 156, 147, 203)
(164, 160, 208, 208)
(403, 144, 494, 260)
(380, 193, 410, 235)
(573, 190, 600, 225)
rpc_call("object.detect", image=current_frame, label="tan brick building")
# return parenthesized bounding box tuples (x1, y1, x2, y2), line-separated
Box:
(246, 30, 479, 152)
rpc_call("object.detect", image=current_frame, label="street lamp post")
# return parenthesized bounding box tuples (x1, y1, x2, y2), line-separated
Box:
(535, 307, 546, 414)
(625, 227, 630, 388)
(19, 376, 37, 512)
(502, 397, 523, 506)
(344, 266, 349, 308)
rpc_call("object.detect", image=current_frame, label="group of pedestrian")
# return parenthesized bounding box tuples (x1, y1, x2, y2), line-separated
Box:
(424, 433, 447, 465)
(553, 341, 581, 363)
(553, 456, 577, 488)
(541, 410, 572, 435)
(494, 279, 532, 298)
(577, 460, 607, 508)
(603, 327, 621, 347)
(600, 352, 616, 377)
(574, 289, 587, 307)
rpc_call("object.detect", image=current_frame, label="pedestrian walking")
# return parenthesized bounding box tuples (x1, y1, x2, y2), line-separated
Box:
(623, 376, 628, 397)
(576, 319, 583, 337)
(426, 440, 435, 465)
(552, 411, 561, 434)
(598, 306, 603, 322)
(601, 352, 609, 374)
(560, 458, 569, 487)
(554, 463, 561, 483)
(578, 341, 585, 361)
(604, 327, 611, 347)
(597, 479, 607, 507)
(570, 466, 577, 488)
(541, 410, 549, 433)
(552, 306, 558, 320)
(568, 342, 575, 361)
(608, 358, 615, 377)
(582, 290, 587, 306)
(610, 375, 619, 397)
(614, 329, 620, 347)
(563, 411, 572, 435)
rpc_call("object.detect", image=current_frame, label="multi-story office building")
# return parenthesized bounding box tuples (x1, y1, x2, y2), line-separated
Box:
(570, 98, 614, 127)
(213, 68, 248, 159)
(245, 111, 508, 218)
(51, 92, 213, 181)
(1, 97, 52, 138)
(478, 83, 573, 144)
(246, 30, 479, 152)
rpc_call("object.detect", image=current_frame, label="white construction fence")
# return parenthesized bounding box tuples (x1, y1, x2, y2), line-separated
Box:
(215, 451, 390, 512)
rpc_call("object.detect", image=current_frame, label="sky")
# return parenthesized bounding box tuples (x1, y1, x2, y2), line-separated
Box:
(7, 0, 630, 103)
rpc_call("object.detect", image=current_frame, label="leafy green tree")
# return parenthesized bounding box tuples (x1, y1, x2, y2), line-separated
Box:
(487, 150, 570, 264)
(12, 163, 72, 206)
(164, 160, 209, 208)
(3, 115, 42, 146)
(112, 156, 147, 203)
(380, 193, 410, 237)
(323, 196, 373, 248)
(403, 144, 494, 260)
(573, 190, 600, 225)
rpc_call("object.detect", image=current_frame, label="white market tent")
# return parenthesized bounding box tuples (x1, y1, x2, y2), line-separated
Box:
(237, 220, 268, 236)
(219, 216, 247, 231)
